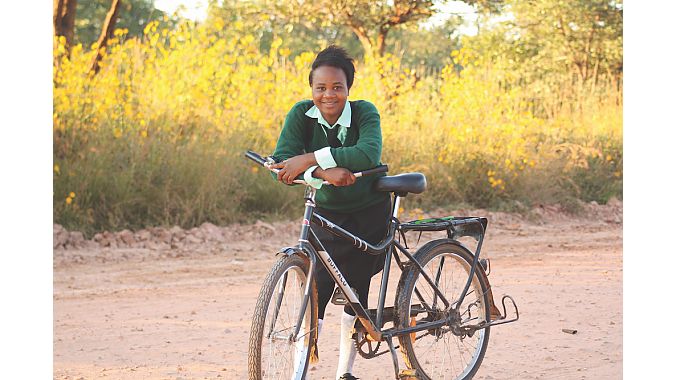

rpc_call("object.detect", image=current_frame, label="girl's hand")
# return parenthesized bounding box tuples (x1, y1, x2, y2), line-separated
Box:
(315, 167, 356, 186)
(270, 153, 316, 184)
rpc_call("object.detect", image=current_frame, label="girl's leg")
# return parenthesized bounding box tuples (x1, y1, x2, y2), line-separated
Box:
(335, 312, 358, 380)
(312, 198, 391, 379)
(335, 199, 391, 378)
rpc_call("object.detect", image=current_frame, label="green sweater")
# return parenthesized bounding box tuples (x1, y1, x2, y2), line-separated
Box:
(272, 99, 389, 212)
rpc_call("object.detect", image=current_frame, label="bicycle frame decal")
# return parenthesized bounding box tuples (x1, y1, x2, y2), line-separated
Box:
(303, 232, 383, 341)
(325, 255, 349, 288)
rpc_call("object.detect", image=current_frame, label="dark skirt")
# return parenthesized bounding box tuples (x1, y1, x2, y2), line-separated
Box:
(312, 197, 391, 318)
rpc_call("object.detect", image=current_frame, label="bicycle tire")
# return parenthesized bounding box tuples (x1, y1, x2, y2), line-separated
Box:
(394, 239, 491, 380)
(248, 254, 318, 380)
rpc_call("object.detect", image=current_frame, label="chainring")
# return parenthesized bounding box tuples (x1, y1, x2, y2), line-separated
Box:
(354, 332, 382, 359)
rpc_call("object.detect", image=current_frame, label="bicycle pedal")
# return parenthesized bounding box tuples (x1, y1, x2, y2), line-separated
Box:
(398, 369, 419, 379)
(331, 287, 356, 305)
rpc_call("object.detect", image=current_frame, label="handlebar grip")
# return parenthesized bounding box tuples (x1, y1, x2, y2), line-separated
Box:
(245, 150, 267, 166)
(358, 164, 388, 177)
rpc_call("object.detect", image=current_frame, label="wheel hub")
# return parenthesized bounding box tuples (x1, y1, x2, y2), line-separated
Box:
(419, 308, 461, 338)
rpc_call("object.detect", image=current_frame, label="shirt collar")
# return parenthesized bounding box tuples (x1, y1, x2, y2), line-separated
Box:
(305, 101, 351, 129)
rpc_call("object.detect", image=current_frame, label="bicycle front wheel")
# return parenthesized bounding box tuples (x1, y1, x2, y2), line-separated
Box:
(248, 254, 317, 380)
(394, 240, 490, 380)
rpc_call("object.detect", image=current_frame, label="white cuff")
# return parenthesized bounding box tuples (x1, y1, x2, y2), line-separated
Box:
(314, 147, 338, 170)
(303, 166, 324, 189)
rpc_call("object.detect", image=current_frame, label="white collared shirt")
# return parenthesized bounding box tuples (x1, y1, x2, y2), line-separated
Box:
(303, 102, 351, 189)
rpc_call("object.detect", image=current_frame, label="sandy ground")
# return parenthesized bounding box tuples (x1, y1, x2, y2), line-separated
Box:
(54, 203, 622, 379)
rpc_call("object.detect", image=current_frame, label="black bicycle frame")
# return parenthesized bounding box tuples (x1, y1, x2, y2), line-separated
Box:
(289, 186, 478, 343)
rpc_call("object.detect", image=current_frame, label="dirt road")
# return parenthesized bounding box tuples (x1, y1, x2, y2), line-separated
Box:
(54, 202, 622, 379)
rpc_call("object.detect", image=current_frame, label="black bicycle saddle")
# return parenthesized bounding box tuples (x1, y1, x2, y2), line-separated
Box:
(373, 173, 427, 196)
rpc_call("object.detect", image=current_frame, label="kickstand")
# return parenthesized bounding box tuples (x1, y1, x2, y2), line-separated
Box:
(383, 335, 400, 379)
(384, 335, 419, 379)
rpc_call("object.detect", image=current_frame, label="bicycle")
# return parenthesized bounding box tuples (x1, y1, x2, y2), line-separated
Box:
(245, 150, 519, 380)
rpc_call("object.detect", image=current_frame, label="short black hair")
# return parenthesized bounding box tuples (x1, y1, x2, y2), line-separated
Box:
(308, 45, 356, 90)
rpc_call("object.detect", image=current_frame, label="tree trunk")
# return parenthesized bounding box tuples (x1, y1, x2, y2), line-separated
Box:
(346, 22, 374, 61)
(89, 0, 122, 75)
(376, 27, 389, 58)
(53, 0, 77, 53)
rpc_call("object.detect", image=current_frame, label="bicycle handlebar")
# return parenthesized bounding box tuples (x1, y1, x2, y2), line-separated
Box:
(244, 150, 388, 185)
(244, 150, 269, 166)
(355, 165, 389, 177)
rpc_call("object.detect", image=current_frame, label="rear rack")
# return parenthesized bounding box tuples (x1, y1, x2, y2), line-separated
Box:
(399, 216, 488, 241)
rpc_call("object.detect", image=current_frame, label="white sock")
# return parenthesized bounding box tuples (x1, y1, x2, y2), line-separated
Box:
(336, 312, 358, 379)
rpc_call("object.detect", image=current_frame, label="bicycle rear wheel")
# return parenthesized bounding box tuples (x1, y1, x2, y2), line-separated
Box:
(248, 254, 317, 380)
(394, 240, 490, 380)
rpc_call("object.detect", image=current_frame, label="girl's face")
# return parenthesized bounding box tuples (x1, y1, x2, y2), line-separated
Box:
(311, 65, 349, 125)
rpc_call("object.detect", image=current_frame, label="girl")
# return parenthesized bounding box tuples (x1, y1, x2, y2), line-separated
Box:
(270, 45, 389, 380)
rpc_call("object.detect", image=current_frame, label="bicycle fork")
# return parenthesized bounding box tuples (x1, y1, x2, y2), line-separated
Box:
(289, 189, 318, 344)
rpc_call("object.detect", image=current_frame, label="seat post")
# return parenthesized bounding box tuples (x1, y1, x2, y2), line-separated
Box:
(376, 193, 402, 330)
(392, 194, 402, 218)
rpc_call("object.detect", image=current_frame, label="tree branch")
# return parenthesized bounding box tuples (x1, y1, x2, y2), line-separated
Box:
(90, 0, 122, 75)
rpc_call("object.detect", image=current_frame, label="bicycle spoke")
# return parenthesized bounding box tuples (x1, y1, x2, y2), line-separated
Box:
(413, 286, 433, 312)
(444, 336, 455, 379)
(252, 256, 313, 380)
(267, 272, 289, 338)
(398, 246, 489, 380)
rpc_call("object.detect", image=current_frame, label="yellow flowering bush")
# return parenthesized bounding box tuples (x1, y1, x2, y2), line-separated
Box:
(53, 22, 622, 234)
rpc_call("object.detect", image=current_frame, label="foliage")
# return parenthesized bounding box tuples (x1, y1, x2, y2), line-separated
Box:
(205, 1, 468, 67)
(258, 0, 498, 59)
(206, 0, 364, 60)
(387, 17, 464, 68)
(53, 3, 622, 235)
(508, 0, 623, 82)
(74, 0, 173, 48)
(462, 0, 623, 117)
